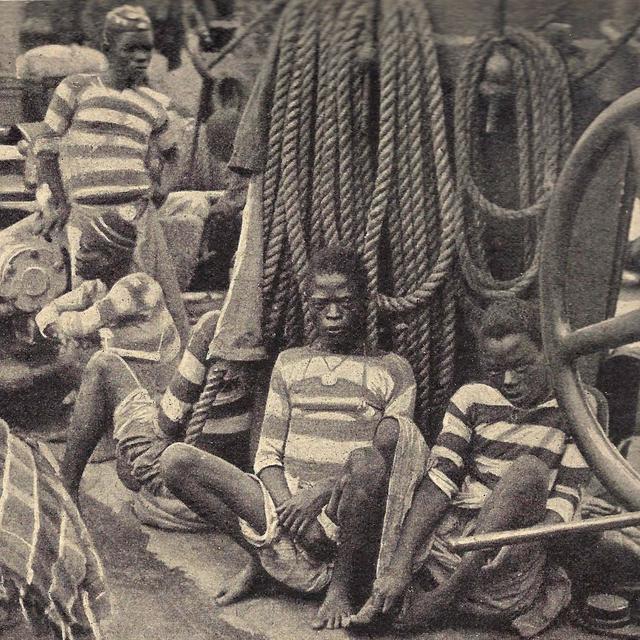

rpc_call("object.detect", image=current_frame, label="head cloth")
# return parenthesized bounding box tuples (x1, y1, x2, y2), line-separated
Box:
(103, 5, 152, 45)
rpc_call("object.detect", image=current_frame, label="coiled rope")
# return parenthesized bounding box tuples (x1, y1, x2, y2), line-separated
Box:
(259, 0, 461, 425)
(454, 26, 572, 301)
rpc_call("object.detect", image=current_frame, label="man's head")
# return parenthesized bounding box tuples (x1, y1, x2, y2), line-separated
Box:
(76, 211, 137, 282)
(305, 247, 368, 352)
(102, 5, 153, 86)
(479, 298, 551, 407)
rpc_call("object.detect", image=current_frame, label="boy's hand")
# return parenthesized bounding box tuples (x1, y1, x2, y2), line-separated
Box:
(276, 485, 329, 538)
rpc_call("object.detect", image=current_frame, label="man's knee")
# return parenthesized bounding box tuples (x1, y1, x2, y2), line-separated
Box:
(159, 442, 199, 487)
(345, 447, 387, 489)
(373, 418, 399, 460)
(503, 454, 550, 496)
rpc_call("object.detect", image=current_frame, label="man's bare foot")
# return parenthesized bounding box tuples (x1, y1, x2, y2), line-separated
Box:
(214, 558, 264, 606)
(311, 583, 353, 630)
(394, 583, 454, 631)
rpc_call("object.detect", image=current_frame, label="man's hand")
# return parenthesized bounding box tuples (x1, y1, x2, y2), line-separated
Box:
(42, 323, 61, 341)
(481, 541, 540, 575)
(348, 567, 412, 626)
(276, 484, 329, 538)
(32, 184, 68, 237)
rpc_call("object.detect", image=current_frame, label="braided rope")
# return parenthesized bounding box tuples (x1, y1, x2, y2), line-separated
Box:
(455, 25, 572, 301)
(374, 0, 461, 314)
(261, 7, 302, 305)
(184, 365, 226, 445)
(363, 0, 401, 348)
(310, 2, 339, 248)
(336, 0, 367, 247)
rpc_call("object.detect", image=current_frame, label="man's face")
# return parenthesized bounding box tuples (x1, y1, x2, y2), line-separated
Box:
(482, 332, 550, 407)
(75, 229, 118, 282)
(308, 273, 365, 351)
(107, 30, 153, 86)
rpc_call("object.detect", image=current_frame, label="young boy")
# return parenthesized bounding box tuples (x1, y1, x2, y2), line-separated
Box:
(159, 247, 427, 630)
(34, 4, 189, 346)
(351, 298, 593, 638)
(35, 211, 181, 503)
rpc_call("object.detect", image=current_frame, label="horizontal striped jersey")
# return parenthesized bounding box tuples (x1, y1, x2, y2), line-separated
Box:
(44, 73, 170, 205)
(254, 347, 416, 489)
(35, 272, 180, 364)
(428, 383, 592, 522)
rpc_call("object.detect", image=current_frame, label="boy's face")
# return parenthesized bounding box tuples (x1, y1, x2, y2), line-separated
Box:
(482, 332, 550, 407)
(308, 272, 365, 352)
(107, 30, 153, 86)
(76, 228, 119, 282)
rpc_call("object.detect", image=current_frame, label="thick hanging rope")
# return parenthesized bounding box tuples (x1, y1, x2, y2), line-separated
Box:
(258, 0, 463, 424)
(454, 26, 572, 301)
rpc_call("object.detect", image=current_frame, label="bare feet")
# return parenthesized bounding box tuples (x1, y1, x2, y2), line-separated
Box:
(214, 558, 264, 606)
(311, 583, 353, 630)
(394, 583, 454, 631)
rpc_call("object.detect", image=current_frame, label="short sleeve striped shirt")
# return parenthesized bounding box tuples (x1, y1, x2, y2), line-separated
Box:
(44, 73, 170, 205)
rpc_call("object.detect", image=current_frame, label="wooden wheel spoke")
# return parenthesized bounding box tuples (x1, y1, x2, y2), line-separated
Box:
(560, 308, 640, 359)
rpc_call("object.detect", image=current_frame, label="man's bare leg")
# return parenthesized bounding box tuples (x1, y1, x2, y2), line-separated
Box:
(60, 352, 136, 502)
(159, 443, 270, 604)
(312, 420, 399, 630)
(398, 454, 549, 628)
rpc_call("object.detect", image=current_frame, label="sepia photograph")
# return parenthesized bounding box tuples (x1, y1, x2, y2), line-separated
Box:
(1, 0, 640, 638)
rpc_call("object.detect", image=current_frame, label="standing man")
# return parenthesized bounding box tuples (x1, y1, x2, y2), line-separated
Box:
(350, 299, 593, 638)
(34, 4, 189, 347)
(159, 247, 427, 630)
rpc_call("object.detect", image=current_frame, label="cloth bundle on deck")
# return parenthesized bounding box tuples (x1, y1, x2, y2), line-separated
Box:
(0, 420, 109, 639)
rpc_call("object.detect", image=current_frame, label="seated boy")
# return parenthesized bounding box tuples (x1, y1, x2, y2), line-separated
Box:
(350, 298, 593, 638)
(35, 211, 181, 503)
(159, 247, 427, 630)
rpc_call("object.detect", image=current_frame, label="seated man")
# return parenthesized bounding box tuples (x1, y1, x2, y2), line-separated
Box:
(36, 211, 181, 503)
(159, 247, 426, 630)
(350, 298, 593, 638)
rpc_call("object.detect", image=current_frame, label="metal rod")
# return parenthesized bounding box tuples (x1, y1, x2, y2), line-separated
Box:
(447, 511, 640, 552)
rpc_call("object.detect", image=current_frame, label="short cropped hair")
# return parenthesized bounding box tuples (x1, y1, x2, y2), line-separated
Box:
(103, 5, 152, 49)
(307, 246, 368, 298)
(480, 298, 542, 348)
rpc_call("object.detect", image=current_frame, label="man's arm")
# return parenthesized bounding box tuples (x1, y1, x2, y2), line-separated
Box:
(34, 76, 79, 229)
(350, 388, 475, 623)
(34, 281, 100, 337)
(56, 275, 151, 339)
(254, 354, 293, 507)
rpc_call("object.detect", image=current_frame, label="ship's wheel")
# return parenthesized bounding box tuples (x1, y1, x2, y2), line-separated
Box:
(541, 87, 640, 510)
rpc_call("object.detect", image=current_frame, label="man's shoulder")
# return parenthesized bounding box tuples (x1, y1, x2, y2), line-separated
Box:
(449, 382, 505, 408)
(60, 73, 99, 91)
(275, 346, 312, 364)
(137, 85, 172, 110)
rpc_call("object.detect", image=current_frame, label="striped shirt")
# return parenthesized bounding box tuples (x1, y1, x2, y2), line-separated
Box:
(43, 73, 170, 205)
(428, 383, 592, 523)
(254, 347, 416, 489)
(35, 272, 180, 364)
